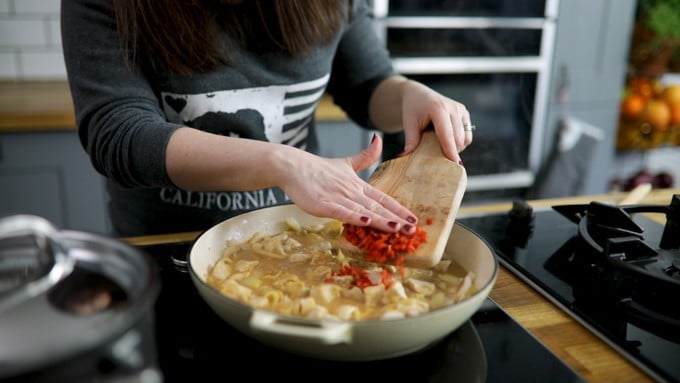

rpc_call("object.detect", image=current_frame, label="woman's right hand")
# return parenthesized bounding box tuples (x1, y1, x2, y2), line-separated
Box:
(277, 134, 417, 235)
(167, 127, 416, 234)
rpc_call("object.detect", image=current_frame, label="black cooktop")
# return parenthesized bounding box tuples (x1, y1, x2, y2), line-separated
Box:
(141, 242, 585, 383)
(457, 202, 680, 383)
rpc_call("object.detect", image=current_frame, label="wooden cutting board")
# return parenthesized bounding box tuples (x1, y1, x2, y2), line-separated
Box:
(369, 130, 467, 268)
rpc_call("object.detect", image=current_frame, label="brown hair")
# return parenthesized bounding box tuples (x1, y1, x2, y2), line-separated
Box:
(112, 0, 349, 75)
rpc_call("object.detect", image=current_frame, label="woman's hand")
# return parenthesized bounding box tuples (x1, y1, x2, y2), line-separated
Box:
(278, 134, 417, 234)
(167, 128, 415, 234)
(369, 76, 473, 163)
(400, 80, 473, 163)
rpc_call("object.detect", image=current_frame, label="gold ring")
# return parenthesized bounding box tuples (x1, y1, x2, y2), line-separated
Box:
(463, 124, 476, 132)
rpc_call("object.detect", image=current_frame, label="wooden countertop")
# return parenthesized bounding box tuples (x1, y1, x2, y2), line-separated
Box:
(124, 188, 679, 383)
(0, 81, 347, 132)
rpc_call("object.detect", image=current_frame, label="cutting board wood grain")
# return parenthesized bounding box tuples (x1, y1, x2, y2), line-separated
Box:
(369, 130, 467, 268)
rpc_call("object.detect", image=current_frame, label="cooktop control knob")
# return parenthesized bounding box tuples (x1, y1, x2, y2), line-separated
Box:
(506, 199, 535, 248)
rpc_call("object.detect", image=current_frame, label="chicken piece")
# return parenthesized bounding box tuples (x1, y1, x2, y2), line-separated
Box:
(305, 306, 332, 319)
(342, 286, 364, 302)
(310, 284, 342, 304)
(365, 268, 385, 285)
(454, 274, 473, 301)
(249, 296, 270, 309)
(229, 272, 249, 282)
(403, 278, 436, 296)
(285, 217, 302, 233)
(383, 281, 407, 303)
(211, 260, 232, 280)
(288, 252, 311, 263)
(219, 280, 252, 302)
(336, 305, 361, 320)
(437, 274, 464, 285)
(397, 299, 429, 317)
(363, 284, 385, 307)
(296, 297, 318, 316)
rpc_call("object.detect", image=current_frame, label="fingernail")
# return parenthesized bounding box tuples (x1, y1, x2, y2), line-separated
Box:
(458, 159, 465, 167)
(360, 216, 369, 223)
(403, 224, 414, 232)
(388, 221, 398, 229)
(371, 133, 378, 143)
(407, 215, 417, 224)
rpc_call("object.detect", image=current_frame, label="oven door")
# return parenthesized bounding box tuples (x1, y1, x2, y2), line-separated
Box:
(371, 0, 558, 202)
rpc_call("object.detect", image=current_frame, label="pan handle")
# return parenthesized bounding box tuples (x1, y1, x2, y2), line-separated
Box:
(250, 310, 353, 344)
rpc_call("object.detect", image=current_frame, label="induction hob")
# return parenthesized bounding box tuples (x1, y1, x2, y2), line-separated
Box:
(457, 197, 680, 383)
(141, 242, 585, 383)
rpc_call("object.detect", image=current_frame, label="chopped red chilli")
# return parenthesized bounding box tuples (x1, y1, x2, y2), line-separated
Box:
(342, 222, 428, 277)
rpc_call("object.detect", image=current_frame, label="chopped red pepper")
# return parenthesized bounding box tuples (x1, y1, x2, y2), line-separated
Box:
(426, 218, 434, 225)
(342, 223, 428, 270)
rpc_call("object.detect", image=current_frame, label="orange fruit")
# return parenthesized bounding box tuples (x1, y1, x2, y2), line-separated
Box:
(620, 93, 646, 119)
(661, 84, 680, 106)
(641, 99, 671, 132)
(670, 103, 680, 125)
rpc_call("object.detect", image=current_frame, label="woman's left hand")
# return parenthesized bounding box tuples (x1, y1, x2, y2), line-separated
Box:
(399, 79, 473, 163)
(369, 76, 474, 164)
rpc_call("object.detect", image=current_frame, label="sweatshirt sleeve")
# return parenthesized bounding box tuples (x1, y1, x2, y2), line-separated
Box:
(326, 0, 397, 130)
(61, 0, 181, 188)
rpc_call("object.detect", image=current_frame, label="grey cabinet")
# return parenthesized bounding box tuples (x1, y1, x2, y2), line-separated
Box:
(0, 130, 110, 234)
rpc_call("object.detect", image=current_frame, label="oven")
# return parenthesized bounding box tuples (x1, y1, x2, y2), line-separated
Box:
(369, 0, 559, 202)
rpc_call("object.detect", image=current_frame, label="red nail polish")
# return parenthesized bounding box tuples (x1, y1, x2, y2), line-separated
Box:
(407, 216, 417, 224)
(360, 216, 369, 223)
(371, 133, 378, 143)
(458, 160, 465, 167)
(403, 224, 413, 232)
(388, 221, 398, 228)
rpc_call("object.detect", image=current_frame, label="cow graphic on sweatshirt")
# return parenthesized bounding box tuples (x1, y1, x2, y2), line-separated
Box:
(160, 74, 329, 150)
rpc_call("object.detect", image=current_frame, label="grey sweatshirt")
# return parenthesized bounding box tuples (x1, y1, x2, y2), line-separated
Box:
(61, 0, 395, 236)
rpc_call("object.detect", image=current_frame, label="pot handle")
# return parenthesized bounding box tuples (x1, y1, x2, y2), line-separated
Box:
(0, 215, 75, 311)
(250, 310, 353, 345)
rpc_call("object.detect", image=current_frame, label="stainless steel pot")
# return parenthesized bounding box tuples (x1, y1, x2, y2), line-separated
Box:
(0, 215, 161, 382)
(188, 204, 498, 361)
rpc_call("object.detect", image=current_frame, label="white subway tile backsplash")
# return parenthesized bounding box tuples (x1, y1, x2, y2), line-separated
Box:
(0, 0, 64, 79)
(19, 49, 66, 79)
(0, 50, 18, 77)
(0, 18, 47, 46)
(14, 0, 60, 14)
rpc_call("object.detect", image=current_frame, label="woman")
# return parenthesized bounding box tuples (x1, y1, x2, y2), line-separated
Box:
(61, 0, 473, 237)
